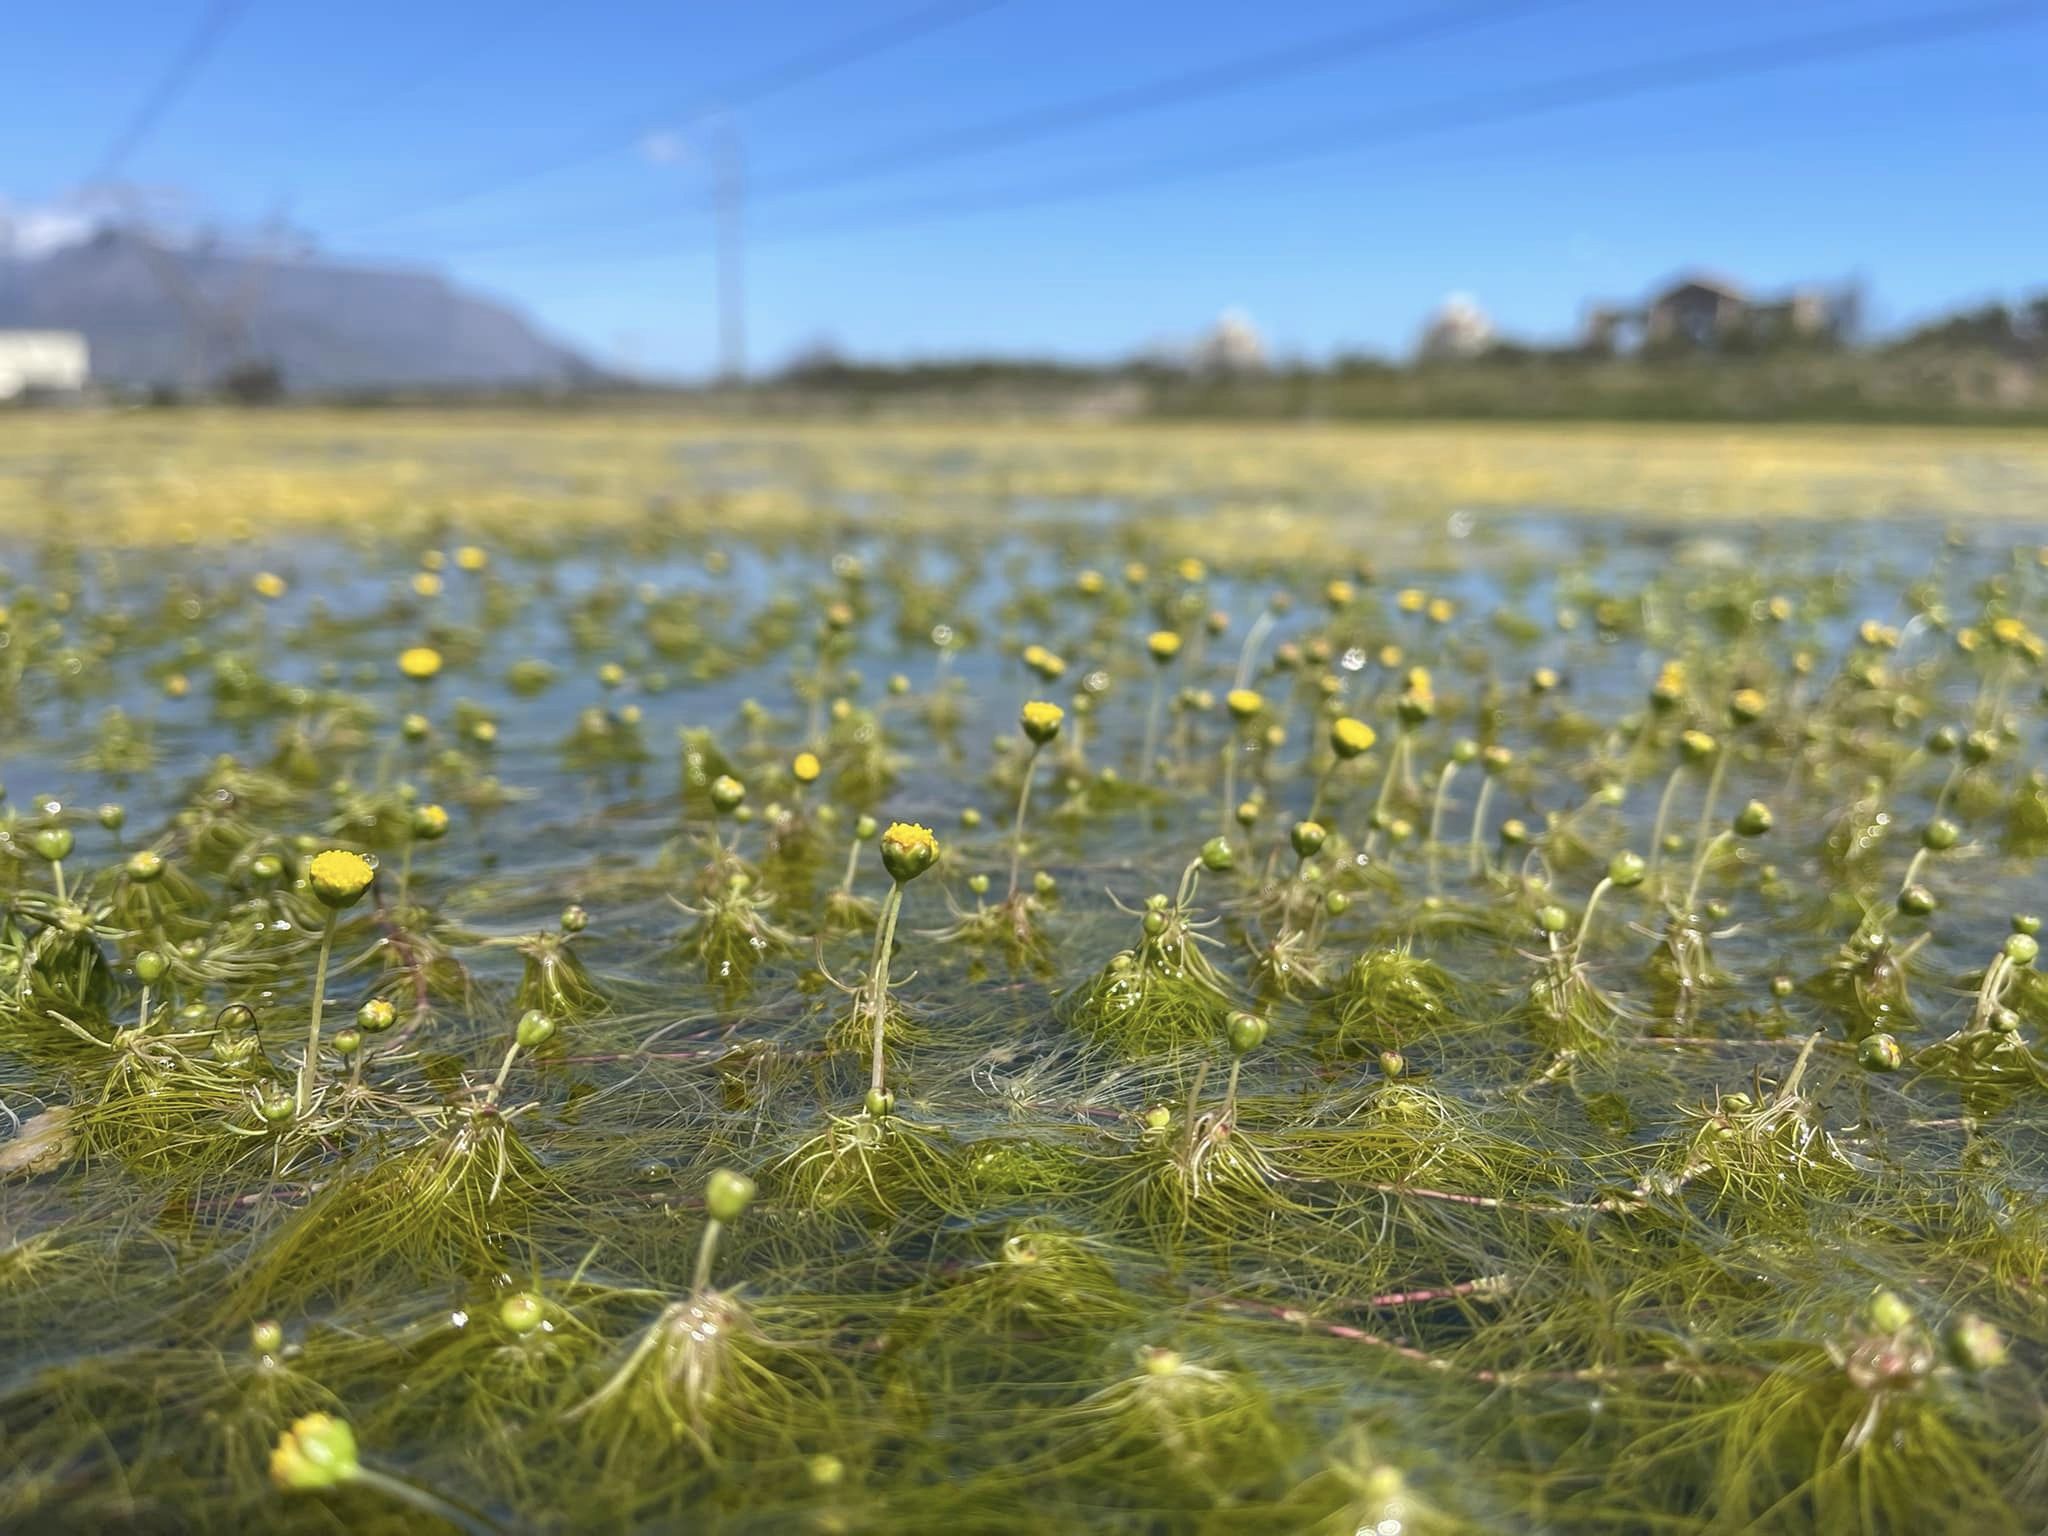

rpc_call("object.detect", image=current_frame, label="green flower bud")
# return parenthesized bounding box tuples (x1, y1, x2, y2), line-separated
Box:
(1864, 1288, 1914, 1333)
(32, 826, 73, 863)
(1290, 820, 1327, 859)
(1858, 1033, 1903, 1072)
(1324, 890, 1350, 917)
(251, 1319, 284, 1355)
(1945, 1312, 2008, 1372)
(98, 803, 125, 832)
(1607, 850, 1647, 889)
(1897, 884, 1937, 917)
(515, 1009, 557, 1048)
(1733, 801, 1773, 837)
(1226, 1011, 1269, 1055)
(1537, 905, 1569, 934)
(356, 997, 397, 1033)
(2005, 933, 2039, 967)
(1200, 836, 1234, 872)
(709, 775, 746, 813)
(125, 848, 165, 883)
(854, 814, 878, 840)
(500, 1292, 546, 1335)
(1923, 818, 1959, 852)
(1379, 1049, 1407, 1079)
(561, 903, 589, 933)
(864, 1087, 896, 1119)
(705, 1167, 757, 1223)
(134, 949, 168, 983)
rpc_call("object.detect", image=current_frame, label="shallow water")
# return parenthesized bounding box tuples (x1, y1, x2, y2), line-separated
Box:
(2, 431, 2047, 1533)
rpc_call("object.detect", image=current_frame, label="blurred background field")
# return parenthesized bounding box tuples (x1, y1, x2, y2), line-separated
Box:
(8, 413, 2048, 555)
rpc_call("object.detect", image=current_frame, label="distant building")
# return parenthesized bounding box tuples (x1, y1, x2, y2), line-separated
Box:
(1417, 294, 1494, 360)
(1585, 274, 1846, 352)
(0, 331, 89, 398)
(1191, 308, 1268, 374)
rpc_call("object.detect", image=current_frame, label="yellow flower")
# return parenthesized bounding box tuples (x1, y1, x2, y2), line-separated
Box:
(411, 803, 450, 840)
(411, 571, 444, 598)
(879, 821, 940, 883)
(1396, 587, 1426, 614)
(1122, 561, 1149, 585)
(1019, 700, 1065, 745)
(164, 672, 190, 698)
(1074, 568, 1105, 596)
(1729, 687, 1767, 724)
(1225, 688, 1264, 721)
(1147, 630, 1182, 664)
(398, 646, 443, 681)
(454, 544, 489, 572)
(792, 751, 822, 784)
(1176, 556, 1207, 583)
(251, 571, 287, 600)
(1329, 716, 1376, 759)
(307, 849, 375, 908)
(1376, 643, 1403, 669)
(270, 1413, 359, 1492)
(1324, 578, 1355, 608)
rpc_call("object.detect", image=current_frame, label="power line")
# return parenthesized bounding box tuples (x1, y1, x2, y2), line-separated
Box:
(92, 0, 254, 184)
(417, 0, 1575, 261)
(328, 0, 1008, 235)
(736, 1, 2048, 253)
(429, 0, 2040, 270)
(754, 0, 1583, 203)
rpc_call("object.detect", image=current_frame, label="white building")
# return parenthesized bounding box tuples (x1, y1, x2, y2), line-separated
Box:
(1417, 294, 1494, 360)
(0, 331, 89, 399)
(1191, 308, 1268, 374)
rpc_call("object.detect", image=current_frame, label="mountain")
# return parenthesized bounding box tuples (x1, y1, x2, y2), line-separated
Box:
(0, 228, 602, 394)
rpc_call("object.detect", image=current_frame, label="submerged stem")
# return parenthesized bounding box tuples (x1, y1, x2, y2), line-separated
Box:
(1007, 743, 1039, 901)
(868, 884, 904, 1094)
(297, 909, 339, 1115)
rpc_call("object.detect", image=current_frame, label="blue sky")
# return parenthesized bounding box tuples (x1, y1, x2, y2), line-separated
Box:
(6, 0, 2044, 376)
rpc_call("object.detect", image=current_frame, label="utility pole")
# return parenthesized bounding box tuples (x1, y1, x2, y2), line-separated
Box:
(710, 118, 746, 384)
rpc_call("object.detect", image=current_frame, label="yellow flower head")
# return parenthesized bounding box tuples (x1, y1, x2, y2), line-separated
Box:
(1426, 596, 1456, 625)
(252, 571, 287, 600)
(270, 1413, 359, 1492)
(1679, 729, 1719, 763)
(1176, 556, 1207, 584)
(1075, 568, 1105, 596)
(1376, 643, 1403, 670)
(1324, 577, 1355, 608)
(1019, 700, 1065, 745)
(1396, 587, 1426, 615)
(411, 571, 444, 598)
(454, 544, 489, 572)
(411, 803, 450, 840)
(792, 751, 822, 784)
(1147, 630, 1182, 664)
(307, 849, 375, 908)
(1329, 716, 1376, 760)
(1122, 561, 1149, 586)
(1225, 688, 1265, 722)
(879, 821, 940, 883)
(1729, 687, 1767, 725)
(398, 646, 443, 681)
